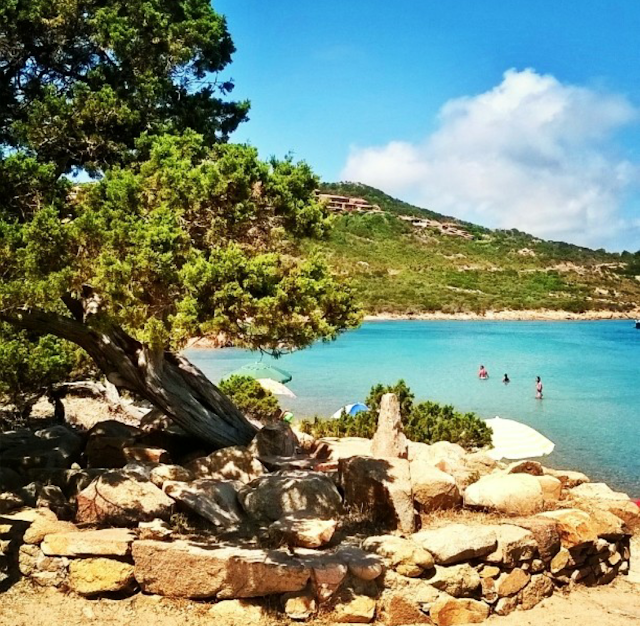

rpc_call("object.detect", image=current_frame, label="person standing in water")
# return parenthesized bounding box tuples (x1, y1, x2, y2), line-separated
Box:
(535, 376, 543, 399)
(503, 373, 510, 384)
(478, 365, 489, 379)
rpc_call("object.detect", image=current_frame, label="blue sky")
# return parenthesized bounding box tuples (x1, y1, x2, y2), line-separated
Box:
(215, 1, 640, 250)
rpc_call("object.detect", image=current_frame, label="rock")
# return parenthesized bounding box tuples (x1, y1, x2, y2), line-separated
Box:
(85, 436, 135, 468)
(549, 547, 576, 574)
(309, 556, 348, 601)
(519, 574, 554, 609)
(507, 460, 543, 476)
(371, 393, 408, 459)
(430, 596, 490, 626)
(363, 535, 434, 577)
(496, 568, 530, 597)
(537, 509, 597, 548)
(0, 467, 24, 492)
(149, 464, 194, 487)
(410, 461, 461, 518)
(24, 514, 77, 545)
(412, 524, 497, 565)
(0, 426, 82, 470)
(315, 437, 372, 461)
(18, 544, 68, 587)
(495, 595, 518, 616)
(543, 467, 589, 488)
(408, 441, 465, 466)
(380, 592, 430, 625)
(283, 590, 317, 620)
(428, 564, 481, 598)
(272, 513, 337, 548)
(121, 461, 161, 480)
(186, 446, 265, 483)
(164, 479, 244, 527)
(75, 470, 174, 526)
(123, 445, 171, 464)
(208, 599, 267, 625)
(339, 456, 414, 533)
(480, 565, 501, 578)
(531, 558, 545, 573)
(509, 517, 561, 562)
(484, 524, 538, 567)
(132, 540, 311, 598)
(589, 507, 628, 538)
(333, 595, 377, 623)
(87, 420, 141, 440)
(41, 528, 136, 556)
(33, 483, 72, 519)
(68, 557, 135, 595)
(0, 492, 25, 513)
(537, 475, 563, 504)
(250, 422, 299, 458)
(570, 483, 640, 527)
(238, 471, 342, 523)
(26, 469, 103, 500)
(464, 474, 544, 515)
(480, 577, 498, 603)
(341, 547, 384, 581)
(138, 518, 173, 541)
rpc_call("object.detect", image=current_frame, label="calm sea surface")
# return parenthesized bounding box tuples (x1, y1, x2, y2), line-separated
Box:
(186, 320, 640, 496)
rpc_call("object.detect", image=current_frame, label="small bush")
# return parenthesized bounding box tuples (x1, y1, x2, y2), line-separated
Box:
(301, 380, 492, 449)
(218, 375, 280, 424)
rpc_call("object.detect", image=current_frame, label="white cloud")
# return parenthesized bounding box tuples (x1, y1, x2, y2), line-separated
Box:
(342, 69, 640, 248)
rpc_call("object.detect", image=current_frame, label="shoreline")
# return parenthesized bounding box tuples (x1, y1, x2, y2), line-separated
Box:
(364, 308, 640, 322)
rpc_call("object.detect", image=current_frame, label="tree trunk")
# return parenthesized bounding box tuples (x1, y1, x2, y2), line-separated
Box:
(3, 310, 258, 448)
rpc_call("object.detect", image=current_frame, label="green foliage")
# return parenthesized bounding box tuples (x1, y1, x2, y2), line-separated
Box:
(0, 324, 76, 415)
(0, 0, 249, 175)
(218, 375, 279, 424)
(301, 380, 492, 449)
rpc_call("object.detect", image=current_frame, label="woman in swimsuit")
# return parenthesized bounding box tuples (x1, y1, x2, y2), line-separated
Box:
(478, 365, 488, 379)
(535, 376, 543, 399)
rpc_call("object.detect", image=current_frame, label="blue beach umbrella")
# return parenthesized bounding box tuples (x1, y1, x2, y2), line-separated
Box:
(331, 402, 369, 420)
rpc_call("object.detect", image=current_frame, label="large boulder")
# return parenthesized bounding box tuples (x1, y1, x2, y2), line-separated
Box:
(569, 483, 640, 528)
(463, 474, 544, 515)
(75, 470, 174, 525)
(508, 517, 561, 562)
(315, 437, 372, 461)
(185, 446, 265, 483)
(0, 426, 82, 470)
(68, 557, 135, 596)
(410, 461, 461, 519)
(484, 524, 538, 567)
(250, 422, 299, 458)
(84, 420, 141, 468)
(412, 524, 497, 565)
(371, 393, 408, 459)
(163, 479, 244, 527)
(149, 464, 194, 487)
(363, 535, 434, 577)
(132, 540, 311, 598)
(18, 544, 68, 587)
(238, 471, 342, 523)
(543, 467, 589, 488)
(537, 509, 597, 548)
(427, 564, 481, 598)
(339, 456, 414, 533)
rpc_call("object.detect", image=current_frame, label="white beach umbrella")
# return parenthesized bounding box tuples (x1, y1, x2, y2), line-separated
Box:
(256, 378, 297, 398)
(484, 416, 555, 460)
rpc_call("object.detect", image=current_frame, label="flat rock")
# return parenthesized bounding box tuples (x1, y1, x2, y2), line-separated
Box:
(208, 599, 268, 625)
(132, 540, 311, 598)
(18, 543, 68, 587)
(464, 474, 544, 515)
(543, 467, 589, 488)
(496, 568, 530, 597)
(410, 461, 461, 518)
(430, 596, 490, 626)
(315, 437, 372, 460)
(24, 515, 77, 545)
(380, 591, 431, 625)
(408, 441, 465, 466)
(68, 557, 135, 596)
(238, 470, 342, 523)
(333, 595, 377, 623)
(427, 564, 481, 598)
(412, 524, 497, 565)
(508, 516, 561, 561)
(75, 470, 174, 526)
(371, 393, 408, 459)
(519, 573, 554, 610)
(41, 528, 136, 557)
(149, 464, 194, 487)
(339, 456, 414, 533)
(283, 590, 317, 620)
(163, 479, 244, 526)
(363, 535, 434, 577)
(272, 513, 337, 548)
(186, 446, 265, 483)
(484, 524, 538, 567)
(570, 483, 640, 527)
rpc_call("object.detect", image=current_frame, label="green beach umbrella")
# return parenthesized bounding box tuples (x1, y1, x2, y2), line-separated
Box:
(228, 362, 292, 383)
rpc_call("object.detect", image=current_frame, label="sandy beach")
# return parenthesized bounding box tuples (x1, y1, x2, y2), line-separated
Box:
(364, 309, 640, 322)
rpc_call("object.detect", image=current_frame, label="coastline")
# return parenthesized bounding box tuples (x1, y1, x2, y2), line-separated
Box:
(364, 308, 640, 322)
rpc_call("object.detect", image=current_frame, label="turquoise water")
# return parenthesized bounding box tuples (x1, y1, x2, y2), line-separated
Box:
(186, 321, 640, 496)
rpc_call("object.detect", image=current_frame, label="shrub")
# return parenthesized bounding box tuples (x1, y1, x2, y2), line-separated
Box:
(301, 380, 492, 449)
(218, 375, 280, 424)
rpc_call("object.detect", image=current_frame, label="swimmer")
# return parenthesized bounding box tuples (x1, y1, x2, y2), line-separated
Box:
(503, 373, 510, 384)
(478, 365, 489, 380)
(535, 376, 543, 399)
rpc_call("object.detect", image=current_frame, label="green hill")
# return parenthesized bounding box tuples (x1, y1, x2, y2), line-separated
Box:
(303, 182, 640, 316)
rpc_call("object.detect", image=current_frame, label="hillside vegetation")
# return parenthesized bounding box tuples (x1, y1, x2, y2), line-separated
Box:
(305, 182, 640, 315)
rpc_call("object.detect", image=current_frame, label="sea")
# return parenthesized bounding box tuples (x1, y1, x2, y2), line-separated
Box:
(186, 320, 640, 496)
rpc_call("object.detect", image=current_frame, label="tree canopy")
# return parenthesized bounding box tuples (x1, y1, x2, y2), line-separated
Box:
(0, 0, 360, 444)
